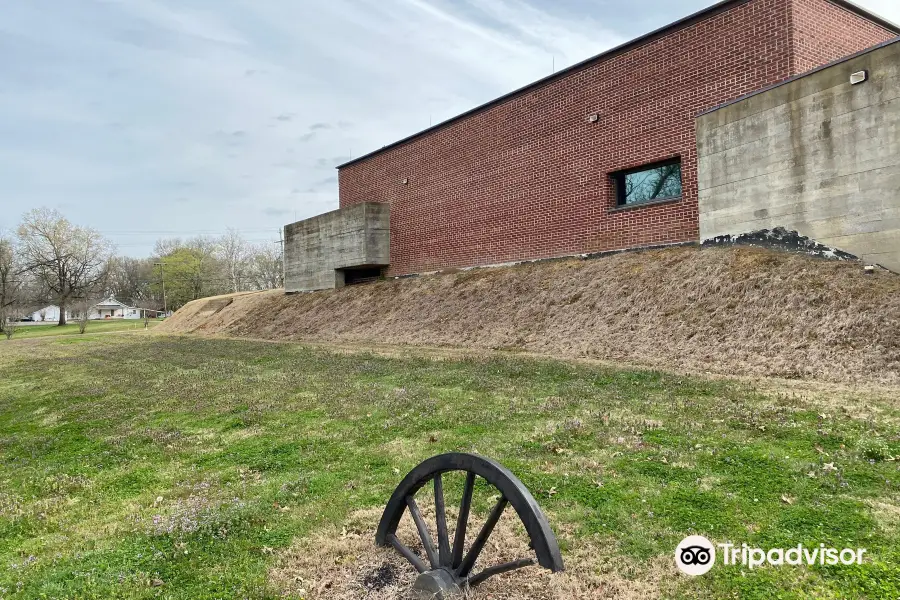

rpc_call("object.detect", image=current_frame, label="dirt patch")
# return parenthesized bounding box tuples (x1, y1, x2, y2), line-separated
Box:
(158, 246, 900, 384)
(269, 507, 675, 599)
(160, 290, 270, 334)
(197, 297, 234, 317)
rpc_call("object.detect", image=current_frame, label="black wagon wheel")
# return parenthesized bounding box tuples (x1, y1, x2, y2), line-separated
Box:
(376, 453, 563, 595)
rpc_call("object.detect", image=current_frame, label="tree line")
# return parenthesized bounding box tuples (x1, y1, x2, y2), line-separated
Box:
(1, 208, 283, 328)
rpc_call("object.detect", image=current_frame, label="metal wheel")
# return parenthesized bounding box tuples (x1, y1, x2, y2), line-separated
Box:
(376, 453, 563, 594)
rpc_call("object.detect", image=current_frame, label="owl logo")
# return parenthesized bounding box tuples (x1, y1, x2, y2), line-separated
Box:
(675, 536, 716, 575)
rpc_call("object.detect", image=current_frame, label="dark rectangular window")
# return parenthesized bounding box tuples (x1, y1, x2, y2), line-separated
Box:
(612, 158, 682, 207)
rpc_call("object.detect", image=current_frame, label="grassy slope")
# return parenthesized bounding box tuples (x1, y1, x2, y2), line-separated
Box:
(158, 246, 900, 384)
(0, 334, 898, 599)
(3, 319, 160, 340)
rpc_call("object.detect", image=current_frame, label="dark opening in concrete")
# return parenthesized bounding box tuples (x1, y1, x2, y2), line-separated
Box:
(339, 266, 384, 286)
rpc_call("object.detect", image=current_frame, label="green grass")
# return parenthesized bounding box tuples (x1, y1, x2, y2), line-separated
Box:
(0, 335, 898, 598)
(3, 319, 161, 340)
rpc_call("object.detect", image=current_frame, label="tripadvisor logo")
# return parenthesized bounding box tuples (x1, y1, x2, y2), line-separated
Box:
(675, 536, 867, 575)
(676, 535, 716, 576)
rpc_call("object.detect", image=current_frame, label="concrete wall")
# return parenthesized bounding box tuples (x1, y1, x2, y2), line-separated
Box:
(283, 203, 390, 292)
(697, 39, 900, 272)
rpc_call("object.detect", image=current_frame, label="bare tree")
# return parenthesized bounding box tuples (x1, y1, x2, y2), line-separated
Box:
(0, 234, 24, 332)
(153, 237, 184, 257)
(246, 243, 283, 290)
(218, 229, 250, 293)
(73, 300, 93, 334)
(17, 208, 114, 326)
(3, 320, 15, 340)
(107, 256, 155, 305)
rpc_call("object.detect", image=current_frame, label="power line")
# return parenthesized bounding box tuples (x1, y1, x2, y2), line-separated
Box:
(97, 229, 281, 235)
(112, 239, 277, 247)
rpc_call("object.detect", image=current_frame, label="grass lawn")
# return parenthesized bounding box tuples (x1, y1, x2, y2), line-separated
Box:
(0, 334, 898, 599)
(3, 319, 161, 341)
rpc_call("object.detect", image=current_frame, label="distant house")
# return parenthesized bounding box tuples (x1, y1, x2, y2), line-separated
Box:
(28, 305, 65, 322)
(28, 297, 154, 322)
(90, 298, 139, 319)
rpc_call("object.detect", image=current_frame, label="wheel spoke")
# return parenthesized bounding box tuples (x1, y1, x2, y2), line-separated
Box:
(387, 534, 428, 573)
(451, 471, 476, 569)
(434, 474, 451, 567)
(456, 496, 508, 577)
(406, 496, 439, 569)
(468, 558, 536, 586)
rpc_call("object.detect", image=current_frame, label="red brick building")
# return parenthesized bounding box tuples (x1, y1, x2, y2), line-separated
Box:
(332, 0, 896, 278)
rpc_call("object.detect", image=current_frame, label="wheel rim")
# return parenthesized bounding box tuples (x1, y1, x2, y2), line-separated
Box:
(376, 453, 563, 588)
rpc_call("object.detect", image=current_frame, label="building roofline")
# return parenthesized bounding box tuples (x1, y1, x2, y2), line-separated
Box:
(833, 0, 900, 33)
(336, 0, 899, 170)
(95, 297, 129, 307)
(698, 35, 900, 116)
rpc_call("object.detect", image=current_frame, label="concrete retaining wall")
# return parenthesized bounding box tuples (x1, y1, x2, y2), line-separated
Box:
(283, 203, 390, 292)
(696, 39, 900, 272)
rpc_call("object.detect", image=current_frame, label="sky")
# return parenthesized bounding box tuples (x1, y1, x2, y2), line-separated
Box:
(1, 0, 898, 257)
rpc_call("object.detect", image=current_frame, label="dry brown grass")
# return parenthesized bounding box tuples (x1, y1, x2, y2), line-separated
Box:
(866, 499, 900, 535)
(159, 246, 900, 384)
(269, 507, 676, 600)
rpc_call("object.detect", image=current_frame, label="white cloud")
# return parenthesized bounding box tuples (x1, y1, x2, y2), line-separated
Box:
(0, 0, 624, 252)
(0, 0, 895, 254)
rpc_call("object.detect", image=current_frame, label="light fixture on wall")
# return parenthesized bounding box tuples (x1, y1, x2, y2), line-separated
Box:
(850, 70, 868, 85)
(401, 178, 409, 185)
(586, 113, 600, 123)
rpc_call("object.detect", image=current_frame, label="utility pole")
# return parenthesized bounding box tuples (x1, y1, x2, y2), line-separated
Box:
(274, 228, 285, 288)
(154, 262, 167, 316)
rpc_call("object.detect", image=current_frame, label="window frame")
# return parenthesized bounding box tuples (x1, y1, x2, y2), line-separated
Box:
(611, 157, 683, 208)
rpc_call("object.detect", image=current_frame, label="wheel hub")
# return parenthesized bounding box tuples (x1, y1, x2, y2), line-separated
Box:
(376, 453, 564, 596)
(412, 568, 462, 599)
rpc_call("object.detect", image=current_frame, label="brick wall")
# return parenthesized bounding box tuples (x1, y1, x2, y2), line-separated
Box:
(790, 0, 896, 73)
(338, 0, 895, 276)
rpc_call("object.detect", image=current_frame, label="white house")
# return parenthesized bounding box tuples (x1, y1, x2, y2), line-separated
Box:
(90, 298, 141, 319)
(28, 298, 153, 322)
(28, 305, 65, 322)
